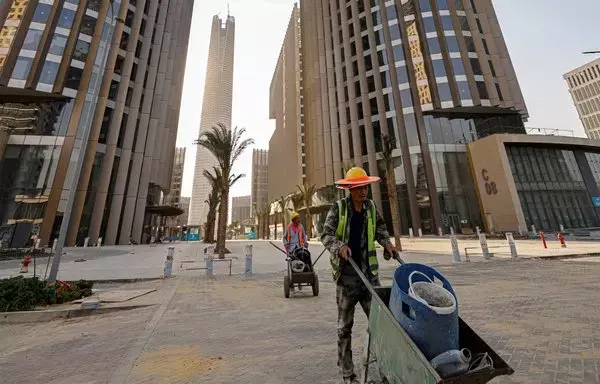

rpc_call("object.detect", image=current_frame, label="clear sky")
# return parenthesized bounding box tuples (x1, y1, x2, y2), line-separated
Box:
(176, 0, 600, 200)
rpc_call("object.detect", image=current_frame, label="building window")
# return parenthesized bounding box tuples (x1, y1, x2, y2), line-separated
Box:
(22, 29, 43, 51)
(436, 0, 449, 10)
(99, 108, 113, 144)
(386, 5, 397, 22)
(432, 59, 446, 77)
(125, 10, 135, 28)
(495, 83, 503, 101)
(73, 39, 90, 62)
(451, 58, 465, 76)
(441, 16, 453, 31)
(57, 7, 76, 29)
(32, 3, 52, 23)
(380, 71, 391, 88)
(370, 97, 378, 115)
(64, 66, 83, 89)
(377, 50, 388, 66)
(437, 82, 452, 102)
(419, 0, 431, 12)
(108, 80, 119, 100)
(423, 16, 436, 33)
(389, 24, 401, 41)
(459, 16, 469, 31)
(457, 81, 471, 100)
(477, 81, 489, 99)
(445, 36, 459, 52)
(80, 15, 98, 36)
(400, 89, 413, 107)
(482, 39, 490, 55)
(470, 58, 482, 75)
(48, 35, 68, 56)
(87, 0, 102, 12)
(397, 65, 409, 84)
(39, 60, 60, 84)
(428, 37, 441, 55)
(392, 44, 404, 61)
(464, 36, 476, 52)
(12, 57, 33, 80)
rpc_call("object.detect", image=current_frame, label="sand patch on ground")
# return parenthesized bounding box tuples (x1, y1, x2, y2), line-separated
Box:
(128, 345, 223, 383)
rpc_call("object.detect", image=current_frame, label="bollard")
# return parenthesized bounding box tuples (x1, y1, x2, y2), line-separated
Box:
(450, 227, 455, 235)
(52, 238, 58, 253)
(163, 247, 174, 278)
(450, 236, 461, 263)
(97, 237, 103, 247)
(479, 233, 491, 260)
(438, 227, 443, 237)
(205, 256, 213, 277)
(540, 232, 547, 249)
(409, 228, 414, 238)
(558, 233, 567, 248)
(245, 244, 253, 276)
(476, 226, 481, 235)
(559, 224, 565, 232)
(531, 225, 536, 234)
(83, 237, 89, 248)
(418, 228, 423, 237)
(35, 238, 41, 250)
(506, 232, 518, 259)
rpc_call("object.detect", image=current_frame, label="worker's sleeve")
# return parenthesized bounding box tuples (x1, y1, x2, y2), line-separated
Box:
(375, 208, 393, 248)
(321, 202, 343, 258)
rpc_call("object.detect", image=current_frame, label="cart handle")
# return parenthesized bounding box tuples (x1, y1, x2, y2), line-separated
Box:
(268, 241, 326, 269)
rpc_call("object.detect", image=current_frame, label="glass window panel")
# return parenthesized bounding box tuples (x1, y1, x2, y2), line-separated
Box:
(400, 89, 413, 107)
(380, 71, 391, 88)
(57, 7, 76, 29)
(64, 66, 83, 89)
(12, 57, 33, 80)
(459, 16, 469, 31)
(378, 50, 388, 66)
(39, 60, 60, 84)
(441, 16, 453, 31)
(419, 0, 431, 12)
(464, 36, 476, 52)
(393, 44, 404, 61)
(80, 15, 98, 36)
(404, 113, 420, 146)
(432, 59, 446, 77)
(396, 65, 409, 84)
(436, 0, 449, 9)
(389, 24, 402, 41)
(437, 82, 452, 102)
(477, 81, 489, 99)
(423, 16, 436, 33)
(451, 58, 465, 75)
(457, 81, 471, 100)
(48, 35, 68, 56)
(73, 39, 90, 62)
(386, 5, 397, 21)
(445, 36, 459, 51)
(87, 0, 102, 12)
(32, 4, 52, 23)
(470, 57, 482, 75)
(22, 29, 43, 51)
(428, 37, 441, 54)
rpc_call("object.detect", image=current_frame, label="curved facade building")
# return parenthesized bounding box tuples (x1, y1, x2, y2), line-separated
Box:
(0, 0, 193, 248)
(301, 0, 528, 234)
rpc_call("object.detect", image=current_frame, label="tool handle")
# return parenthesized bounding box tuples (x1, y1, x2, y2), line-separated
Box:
(383, 249, 405, 265)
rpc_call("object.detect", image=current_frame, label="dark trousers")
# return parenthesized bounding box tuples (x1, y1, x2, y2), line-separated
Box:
(336, 275, 380, 379)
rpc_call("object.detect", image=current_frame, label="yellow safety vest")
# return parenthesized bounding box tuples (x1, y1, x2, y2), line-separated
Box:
(330, 198, 378, 282)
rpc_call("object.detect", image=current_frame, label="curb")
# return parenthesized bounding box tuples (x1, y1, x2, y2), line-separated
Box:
(532, 252, 600, 261)
(65, 277, 164, 285)
(0, 304, 156, 324)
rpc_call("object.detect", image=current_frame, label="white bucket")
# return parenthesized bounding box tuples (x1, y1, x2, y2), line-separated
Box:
(408, 271, 457, 315)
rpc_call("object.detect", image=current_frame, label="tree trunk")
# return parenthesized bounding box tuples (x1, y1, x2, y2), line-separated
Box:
(217, 188, 228, 259)
(386, 159, 403, 251)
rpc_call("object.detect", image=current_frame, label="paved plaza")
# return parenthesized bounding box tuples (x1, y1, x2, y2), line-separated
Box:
(1, 254, 600, 383)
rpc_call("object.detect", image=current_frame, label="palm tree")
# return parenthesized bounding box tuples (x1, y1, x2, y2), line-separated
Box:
(202, 167, 221, 243)
(289, 192, 303, 212)
(263, 206, 270, 240)
(195, 123, 254, 258)
(297, 182, 316, 238)
(381, 134, 402, 251)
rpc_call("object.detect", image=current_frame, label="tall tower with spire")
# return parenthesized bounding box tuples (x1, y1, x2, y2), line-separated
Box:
(189, 13, 236, 227)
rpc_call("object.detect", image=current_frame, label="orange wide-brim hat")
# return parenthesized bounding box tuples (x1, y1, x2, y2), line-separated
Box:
(335, 167, 380, 190)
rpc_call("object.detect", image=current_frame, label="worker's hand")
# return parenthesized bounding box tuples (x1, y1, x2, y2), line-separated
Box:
(383, 243, 397, 260)
(339, 245, 351, 260)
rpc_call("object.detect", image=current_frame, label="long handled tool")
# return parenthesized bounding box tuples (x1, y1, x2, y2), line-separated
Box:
(268, 241, 326, 269)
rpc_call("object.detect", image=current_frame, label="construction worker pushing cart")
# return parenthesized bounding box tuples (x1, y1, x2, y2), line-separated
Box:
(321, 167, 397, 384)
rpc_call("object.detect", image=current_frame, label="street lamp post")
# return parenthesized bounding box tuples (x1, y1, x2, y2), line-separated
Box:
(583, 51, 600, 55)
(47, 4, 122, 283)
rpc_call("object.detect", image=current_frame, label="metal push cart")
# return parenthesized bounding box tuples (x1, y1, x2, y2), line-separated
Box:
(349, 255, 514, 384)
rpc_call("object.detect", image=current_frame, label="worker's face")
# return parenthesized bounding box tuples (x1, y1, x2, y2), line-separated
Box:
(292, 217, 300, 225)
(350, 185, 369, 203)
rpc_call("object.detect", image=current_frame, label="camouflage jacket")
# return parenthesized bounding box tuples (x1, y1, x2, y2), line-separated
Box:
(321, 196, 392, 282)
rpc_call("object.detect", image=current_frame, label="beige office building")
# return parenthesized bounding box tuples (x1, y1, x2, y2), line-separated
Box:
(231, 195, 251, 224)
(564, 58, 600, 139)
(0, 0, 193, 248)
(268, 3, 305, 205)
(300, 0, 527, 234)
(251, 149, 268, 216)
(189, 14, 235, 226)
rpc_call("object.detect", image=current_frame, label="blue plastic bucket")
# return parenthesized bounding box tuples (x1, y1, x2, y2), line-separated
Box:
(389, 263, 459, 360)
